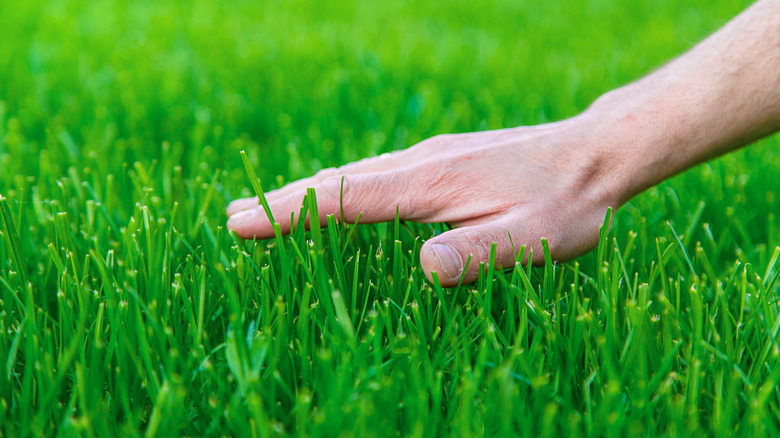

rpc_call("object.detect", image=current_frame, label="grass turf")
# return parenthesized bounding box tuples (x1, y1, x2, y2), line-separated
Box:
(2, 0, 780, 436)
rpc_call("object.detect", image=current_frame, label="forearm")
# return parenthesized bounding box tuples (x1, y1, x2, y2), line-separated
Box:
(582, 0, 780, 206)
(228, 0, 780, 283)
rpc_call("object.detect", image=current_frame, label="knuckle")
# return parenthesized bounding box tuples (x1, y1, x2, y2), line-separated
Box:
(396, 194, 424, 219)
(415, 134, 454, 154)
(417, 161, 453, 186)
(315, 167, 339, 181)
(460, 230, 495, 262)
(421, 160, 465, 200)
(433, 133, 455, 143)
(320, 174, 350, 199)
(393, 168, 438, 219)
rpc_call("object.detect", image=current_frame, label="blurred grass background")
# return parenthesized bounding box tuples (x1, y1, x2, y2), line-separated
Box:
(4, 0, 780, 436)
(2, 0, 775, 278)
(0, 0, 754, 188)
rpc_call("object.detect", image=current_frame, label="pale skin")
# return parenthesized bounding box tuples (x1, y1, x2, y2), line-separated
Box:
(227, 0, 780, 287)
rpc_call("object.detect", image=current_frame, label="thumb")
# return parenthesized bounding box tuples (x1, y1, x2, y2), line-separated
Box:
(420, 220, 532, 287)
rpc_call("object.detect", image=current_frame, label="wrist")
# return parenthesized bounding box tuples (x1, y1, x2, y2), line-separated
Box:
(552, 102, 640, 212)
(574, 87, 680, 208)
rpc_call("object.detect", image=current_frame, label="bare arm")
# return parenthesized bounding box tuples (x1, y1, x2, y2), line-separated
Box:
(227, 0, 780, 286)
(587, 0, 780, 206)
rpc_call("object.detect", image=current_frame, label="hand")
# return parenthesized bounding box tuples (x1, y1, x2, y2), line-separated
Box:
(228, 1, 780, 286)
(226, 115, 618, 286)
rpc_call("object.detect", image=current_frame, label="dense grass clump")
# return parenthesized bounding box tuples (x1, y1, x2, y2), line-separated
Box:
(2, 0, 780, 436)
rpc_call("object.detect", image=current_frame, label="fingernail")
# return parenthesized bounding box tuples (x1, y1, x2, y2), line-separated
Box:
(321, 176, 347, 198)
(431, 243, 463, 280)
(227, 209, 253, 228)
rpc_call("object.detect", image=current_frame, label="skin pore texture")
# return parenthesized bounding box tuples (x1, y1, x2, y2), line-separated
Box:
(227, 0, 780, 287)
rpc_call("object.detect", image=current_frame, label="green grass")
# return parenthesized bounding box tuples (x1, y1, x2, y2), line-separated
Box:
(2, 0, 780, 436)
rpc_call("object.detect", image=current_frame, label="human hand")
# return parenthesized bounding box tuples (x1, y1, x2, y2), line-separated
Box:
(228, 0, 780, 286)
(227, 115, 619, 286)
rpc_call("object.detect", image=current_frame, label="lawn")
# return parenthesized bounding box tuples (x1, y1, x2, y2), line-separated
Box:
(2, 0, 779, 436)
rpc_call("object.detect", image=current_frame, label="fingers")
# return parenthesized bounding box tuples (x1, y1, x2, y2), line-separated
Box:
(419, 218, 541, 287)
(227, 168, 433, 239)
(226, 196, 260, 216)
(226, 151, 409, 217)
